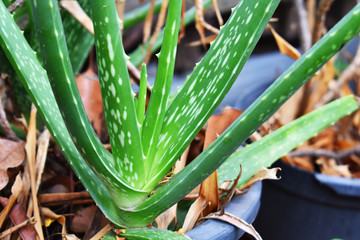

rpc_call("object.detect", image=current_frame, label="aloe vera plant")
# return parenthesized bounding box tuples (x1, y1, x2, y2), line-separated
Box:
(1, 0, 360, 238)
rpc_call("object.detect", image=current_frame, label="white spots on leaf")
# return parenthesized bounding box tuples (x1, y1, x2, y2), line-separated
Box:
(123, 109, 127, 120)
(107, 34, 115, 60)
(109, 83, 116, 96)
(111, 64, 115, 77)
(119, 131, 125, 146)
(246, 13, 253, 24)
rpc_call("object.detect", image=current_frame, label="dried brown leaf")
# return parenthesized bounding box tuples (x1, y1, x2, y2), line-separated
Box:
(276, 86, 305, 125)
(155, 204, 177, 230)
(35, 129, 50, 193)
(143, 0, 169, 64)
(0, 139, 25, 190)
(182, 196, 207, 232)
(0, 197, 36, 240)
(42, 207, 67, 235)
(76, 67, 104, 136)
(317, 158, 352, 177)
(240, 167, 281, 191)
(24, 106, 44, 240)
(203, 212, 262, 240)
(0, 174, 23, 229)
(60, 0, 94, 35)
(71, 206, 97, 233)
(89, 224, 112, 240)
(212, 0, 223, 26)
(198, 108, 243, 215)
(268, 24, 301, 60)
(63, 234, 80, 240)
(143, 0, 156, 43)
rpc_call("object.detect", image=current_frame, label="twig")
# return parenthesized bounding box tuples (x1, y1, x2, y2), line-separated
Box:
(7, 0, 26, 13)
(294, 0, 312, 52)
(306, 0, 317, 33)
(60, 0, 94, 34)
(212, 0, 223, 26)
(0, 217, 36, 239)
(143, 0, 156, 44)
(89, 224, 112, 240)
(143, 0, 169, 64)
(38, 192, 91, 205)
(312, 0, 335, 43)
(288, 145, 360, 163)
(25, 106, 44, 240)
(115, 0, 126, 34)
(319, 40, 360, 106)
(220, 166, 242, 214)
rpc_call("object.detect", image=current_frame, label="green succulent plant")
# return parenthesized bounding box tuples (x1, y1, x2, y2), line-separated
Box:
(1, 0, 360, 238)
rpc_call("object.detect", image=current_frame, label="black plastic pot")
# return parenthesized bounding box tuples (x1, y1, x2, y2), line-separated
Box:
(186, 181, 262, 240)
(254, 160, 360, 240)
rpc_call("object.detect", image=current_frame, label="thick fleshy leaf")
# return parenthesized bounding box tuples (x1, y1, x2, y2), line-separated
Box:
(145, 0, 280, 190)
(90, 0, 145, 188)
(141, 0, 182, 171)
(0, 1, 133, 225)
(129, 0, 213, 67)
(113, 3, 360, 227)
(218, 96, 359, 187)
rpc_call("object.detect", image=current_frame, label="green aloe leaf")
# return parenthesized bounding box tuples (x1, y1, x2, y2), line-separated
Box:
(141, 0, 183, 170)
(218, 95, 360, 187)
(137, 64, 148, 126)
(111, 2, 360, 226)
(61, 0, 93, 74)
(118, 228, 189, 240)
(31, 0, 150, 208)
(90, 0, 145, 188)
(129, 0, 212, 67)
(103, 228, 188, 240)
(0, 0, 126, 226)
(145, 0, 281, 190)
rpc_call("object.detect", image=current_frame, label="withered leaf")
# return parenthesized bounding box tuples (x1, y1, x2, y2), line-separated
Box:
(0, 139, 25, 190)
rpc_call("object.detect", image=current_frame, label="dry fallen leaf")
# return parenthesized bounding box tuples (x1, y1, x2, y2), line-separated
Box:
(317, 158, 352, 177)
(268, 24, 301, 60)
(182, 196, 207, 232)
(76, 61, 104, 136)
(0, 139, 25, 190)
(202, 212, 262, 240)
(0, 197, 37, 240)
(0, 174, 23, 229)
(71, 205, 97, 233)
(24, 106, 44, 240)
(154, 147, 192, 230)
(155, 205, 177, 230)
(200, 108, 243, 216)
(240, 167, 281, 191)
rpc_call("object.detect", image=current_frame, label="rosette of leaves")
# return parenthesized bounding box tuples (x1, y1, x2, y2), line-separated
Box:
(1, 0, 360, 238)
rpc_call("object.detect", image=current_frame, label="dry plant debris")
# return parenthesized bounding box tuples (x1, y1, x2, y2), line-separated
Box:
(269, 0, 360, 178)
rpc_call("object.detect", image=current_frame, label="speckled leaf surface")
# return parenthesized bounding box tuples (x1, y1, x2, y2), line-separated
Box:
(217, 96, 360, 187)
(129, 0, 212, 67)
(0, 1, 126, 226)
(62, 0, 93, 74)
(144, 0, 281, 190)
(141, 0, 182, 171)
(90, 0, 145, 189)
(31, 0, 150, 208)
(118, 228, 189, 240)
(113, 2, 360, 226)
